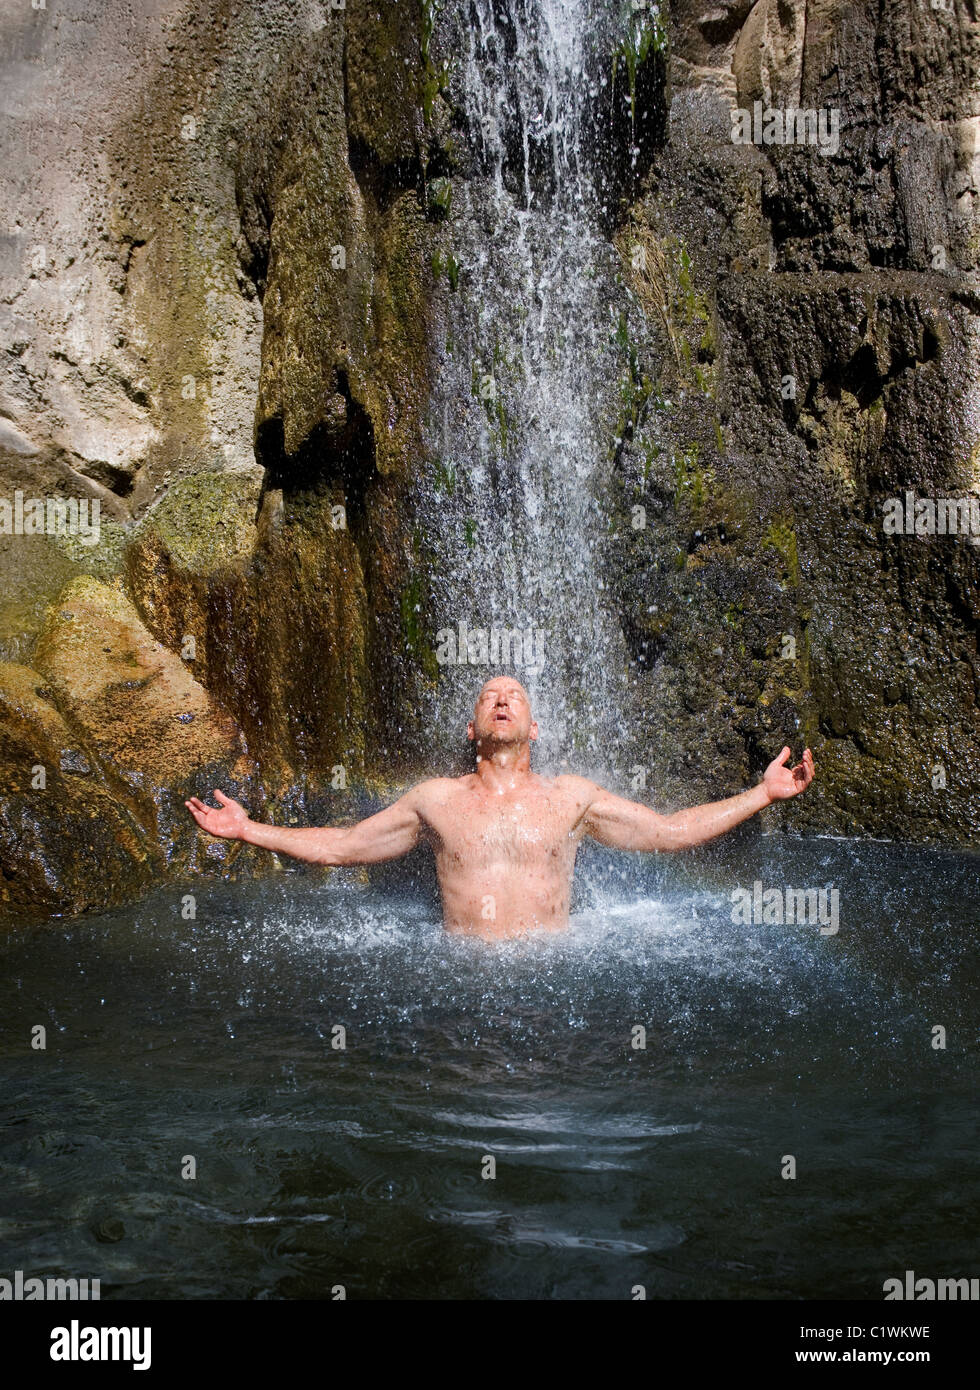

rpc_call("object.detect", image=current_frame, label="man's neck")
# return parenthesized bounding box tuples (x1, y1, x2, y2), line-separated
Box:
(473, 741, 533, 791)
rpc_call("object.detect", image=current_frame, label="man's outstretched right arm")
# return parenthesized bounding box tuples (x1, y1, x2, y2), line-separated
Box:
(184, 788, 423, 866)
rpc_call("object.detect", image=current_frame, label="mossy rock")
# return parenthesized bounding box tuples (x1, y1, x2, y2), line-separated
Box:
(0, 520, 128, 662)
(129, 470, 261, 576)
(125, 469, 261, 692)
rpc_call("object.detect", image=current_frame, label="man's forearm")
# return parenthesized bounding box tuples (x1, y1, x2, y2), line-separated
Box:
(240, 819, 348, 866)
(661, 781, 772, 849)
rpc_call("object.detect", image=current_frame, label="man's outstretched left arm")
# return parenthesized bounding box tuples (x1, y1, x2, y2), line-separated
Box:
(582, 746, 815, 853)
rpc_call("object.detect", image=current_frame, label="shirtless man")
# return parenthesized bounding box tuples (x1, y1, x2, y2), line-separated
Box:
(185, 675, 815, 940)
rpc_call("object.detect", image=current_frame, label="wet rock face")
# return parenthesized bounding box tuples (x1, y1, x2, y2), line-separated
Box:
(33, 576, 246, 799)
(228, 10, 447, 777)
(609, 1, 980, 843)
(0, 579, 249, 918)
(0, 686, 157, 919)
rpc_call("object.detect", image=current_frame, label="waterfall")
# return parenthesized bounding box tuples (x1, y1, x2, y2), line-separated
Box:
(418, 0, 648, 778)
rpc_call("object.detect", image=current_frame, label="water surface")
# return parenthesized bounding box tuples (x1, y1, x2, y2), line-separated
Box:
(1, 836, 977, 1299)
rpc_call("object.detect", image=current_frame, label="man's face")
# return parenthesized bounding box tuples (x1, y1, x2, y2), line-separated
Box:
(467, 678, 538, 747)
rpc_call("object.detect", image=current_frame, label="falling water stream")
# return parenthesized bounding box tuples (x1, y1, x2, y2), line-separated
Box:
(418, 0, 637, 775)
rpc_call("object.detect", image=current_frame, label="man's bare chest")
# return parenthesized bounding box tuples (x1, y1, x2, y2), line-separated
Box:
(425, 793, 579, 866)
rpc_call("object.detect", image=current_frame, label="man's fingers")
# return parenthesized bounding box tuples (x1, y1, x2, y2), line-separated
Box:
(790, 748, 815, 790)
(188, 790, 242, 812)
(185, 799, 217, 829)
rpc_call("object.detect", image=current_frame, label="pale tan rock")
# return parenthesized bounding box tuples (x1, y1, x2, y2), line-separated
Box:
(733, 0, 807, 109)
(33, 575, 245, 793)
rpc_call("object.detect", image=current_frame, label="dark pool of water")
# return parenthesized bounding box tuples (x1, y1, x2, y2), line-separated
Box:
(1, 835, 977, 1299)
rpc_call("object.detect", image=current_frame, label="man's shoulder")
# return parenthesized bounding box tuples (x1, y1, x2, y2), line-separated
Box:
(404, 775, 473, 806)
(552, 773, 601, 803)
(553, 772, 600, 793)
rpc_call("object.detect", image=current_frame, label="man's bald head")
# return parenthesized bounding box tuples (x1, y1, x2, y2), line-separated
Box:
(475, 674, 531, 708)
(468, 675, 538, 749)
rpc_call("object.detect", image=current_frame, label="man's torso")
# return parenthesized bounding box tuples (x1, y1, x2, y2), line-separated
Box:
(414, 773, 594, 939)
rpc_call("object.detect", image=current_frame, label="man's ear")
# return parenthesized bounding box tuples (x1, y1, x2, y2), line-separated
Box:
(466, 719, 475, 741)
(529, 720, 539, 742)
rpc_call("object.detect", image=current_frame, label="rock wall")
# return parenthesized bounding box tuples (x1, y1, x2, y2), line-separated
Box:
(608, 0, 980, 843)
(1, 0, 455, 917)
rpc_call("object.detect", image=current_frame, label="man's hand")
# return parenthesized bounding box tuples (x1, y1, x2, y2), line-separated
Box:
(762, 746, 815, 802)
(185, 790, 250, 840)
